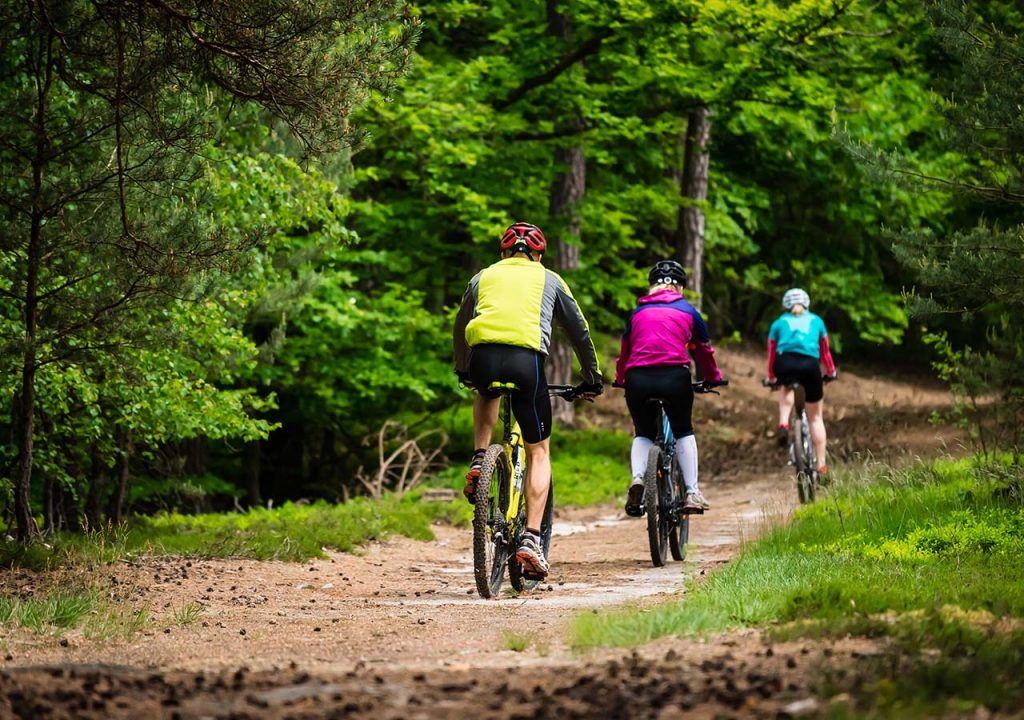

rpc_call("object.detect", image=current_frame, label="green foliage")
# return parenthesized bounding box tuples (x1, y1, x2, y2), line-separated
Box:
(347, 0, 941, 348)
(551, 429, 633, 507)
(570, 456, 1024, 649)
(428, 426, 632, 508)
(128, 495, 469, 561)
(848, 1, 1024, 455)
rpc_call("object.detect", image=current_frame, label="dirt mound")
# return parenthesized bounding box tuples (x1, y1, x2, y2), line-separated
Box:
(0, 636, 903, 719)
(581, 344, 959, 475)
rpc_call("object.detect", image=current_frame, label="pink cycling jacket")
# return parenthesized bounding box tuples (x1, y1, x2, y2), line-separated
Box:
(614, 288, 722, 386)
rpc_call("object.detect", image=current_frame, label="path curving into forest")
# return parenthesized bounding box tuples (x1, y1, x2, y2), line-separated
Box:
(0, 353, 964, 718)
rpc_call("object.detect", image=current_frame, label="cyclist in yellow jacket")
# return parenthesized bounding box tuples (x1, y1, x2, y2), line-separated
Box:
(453, 222, 603, 579)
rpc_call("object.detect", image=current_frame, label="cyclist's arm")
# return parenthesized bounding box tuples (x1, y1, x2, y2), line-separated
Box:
(614, 316, 633, 387)
(688, 309, 722, 383)
(819, 334, 837, 376)
(452, 278, 479, 374)
(551, 275, 602, 385)
(766, 339, 778, 380)
(766, 319, 781, 380)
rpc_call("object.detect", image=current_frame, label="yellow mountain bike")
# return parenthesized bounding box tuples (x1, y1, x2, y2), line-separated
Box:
(472, 382, 578, 599)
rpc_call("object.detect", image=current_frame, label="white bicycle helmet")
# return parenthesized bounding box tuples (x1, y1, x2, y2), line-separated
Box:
(782, 288, 810, 311)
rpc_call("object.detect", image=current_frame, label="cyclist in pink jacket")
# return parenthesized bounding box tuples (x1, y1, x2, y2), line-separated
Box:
(615, 260, 724, 516)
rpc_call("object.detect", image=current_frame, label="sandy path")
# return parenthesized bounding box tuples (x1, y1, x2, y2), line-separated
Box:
(3, 467, 791, 674)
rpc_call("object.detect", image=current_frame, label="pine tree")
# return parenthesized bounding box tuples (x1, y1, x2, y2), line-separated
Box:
(884, 1, 1024, 454)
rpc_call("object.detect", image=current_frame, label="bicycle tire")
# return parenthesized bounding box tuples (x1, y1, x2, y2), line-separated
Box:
(668, 461, 687, 561)
(792, 417, 816, 504)
(644, 445, 668, 567)
(509, 482, 553, 592)
(472, 444, 512, 598)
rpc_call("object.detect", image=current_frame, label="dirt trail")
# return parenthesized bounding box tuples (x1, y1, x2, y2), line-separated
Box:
(0, 350, 964, 718)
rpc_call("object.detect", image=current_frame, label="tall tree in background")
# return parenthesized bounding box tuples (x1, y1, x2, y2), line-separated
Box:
(545, 1, 586, 424)
(676, 105, 712, 307)
(0, 1, 415, 540)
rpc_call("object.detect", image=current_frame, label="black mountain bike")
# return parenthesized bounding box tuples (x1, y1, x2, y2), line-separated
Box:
(472, 382, 580, 599)
(643, 380, 727, 567)
(763, 376, 835, 504)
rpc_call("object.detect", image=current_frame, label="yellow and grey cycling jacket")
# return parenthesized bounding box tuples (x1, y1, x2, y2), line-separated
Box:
(452, 257, 601, 384)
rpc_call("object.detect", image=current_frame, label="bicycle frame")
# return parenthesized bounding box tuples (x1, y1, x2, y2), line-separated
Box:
(489, 382, 527, 528)
(471, 382, 575, 597)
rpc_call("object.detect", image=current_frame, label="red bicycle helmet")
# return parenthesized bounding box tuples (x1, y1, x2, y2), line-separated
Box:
(500, 222, 546, 254)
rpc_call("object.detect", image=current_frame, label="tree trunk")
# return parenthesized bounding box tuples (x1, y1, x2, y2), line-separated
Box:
(111, 430, 133, 525)
(15, 215, 41, 542)
(546, 1, 586, 427)
(675, 105, 712, 309)
(14, 28, 57, 542)
(243, 439, 262, 507)
(85, 441, 106, 531)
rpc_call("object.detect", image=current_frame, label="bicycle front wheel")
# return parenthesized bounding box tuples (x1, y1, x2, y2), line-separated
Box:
(509, 482, 553, 592)
(473, 444, 513, 598)
(644, 445, 668, 567)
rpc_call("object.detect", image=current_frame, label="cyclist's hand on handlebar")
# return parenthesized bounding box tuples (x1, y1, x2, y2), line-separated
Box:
(694, 378, 727, 394)
(823, 372, 838, 384)
(762, 376, 779, 390)
(455, 371, 475, 390)
(574, 381, 604, 402)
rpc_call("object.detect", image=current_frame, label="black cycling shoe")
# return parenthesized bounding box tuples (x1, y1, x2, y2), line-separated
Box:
(776, 426, 789, 448)
(624, 482, 645, 517)
(463, 450, 486, 504)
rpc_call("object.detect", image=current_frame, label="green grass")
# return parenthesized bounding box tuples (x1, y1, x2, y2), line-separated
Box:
(172, 601, 204, 626)
(431, 427, 632, 508)
(1, 490, 472, 569)
(501, 630, 531, 652)
(0, 591, 97, 632)
(570, 457, 1024, 713)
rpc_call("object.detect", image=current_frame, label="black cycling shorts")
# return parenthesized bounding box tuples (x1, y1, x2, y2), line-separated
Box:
(774, 352, 824, 403)
(624, 365, 694, 441)
(469, 344, 551, 444)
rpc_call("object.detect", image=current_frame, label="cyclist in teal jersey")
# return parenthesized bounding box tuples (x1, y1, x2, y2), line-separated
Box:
(766, 288, 837, 474)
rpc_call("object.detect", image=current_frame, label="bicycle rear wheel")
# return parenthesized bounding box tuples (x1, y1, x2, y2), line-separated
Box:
(509, 482, 553, 592)
(473, 444, 512, 598)
(668, 461, 688, 561)
(644, 445, 668, 567)
(792, 416, 816, 504)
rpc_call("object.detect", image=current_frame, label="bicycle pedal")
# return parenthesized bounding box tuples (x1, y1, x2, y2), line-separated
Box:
(522, 570, 546, 582)
(681, 507, 705, 515)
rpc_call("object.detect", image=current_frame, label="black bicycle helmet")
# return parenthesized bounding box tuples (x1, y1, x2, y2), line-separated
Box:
(648, 259, 687, 287)
(500, 222, 546, 255)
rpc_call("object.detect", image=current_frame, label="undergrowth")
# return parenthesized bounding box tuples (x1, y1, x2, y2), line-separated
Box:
(1, 490, 471, 570)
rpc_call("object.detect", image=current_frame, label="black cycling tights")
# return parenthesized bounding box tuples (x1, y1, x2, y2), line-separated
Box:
(624, 365, 694, 440)
(469, 344, 551, 444)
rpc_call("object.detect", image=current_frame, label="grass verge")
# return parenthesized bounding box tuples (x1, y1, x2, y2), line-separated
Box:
(1, 489, 472, 569)
(570, 457, 1024, 714)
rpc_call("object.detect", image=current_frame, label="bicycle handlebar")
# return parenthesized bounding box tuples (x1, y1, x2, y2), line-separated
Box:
(547, 384, 579, 400)
(763, 374, 838, 389)
(693, 379, 728, 394)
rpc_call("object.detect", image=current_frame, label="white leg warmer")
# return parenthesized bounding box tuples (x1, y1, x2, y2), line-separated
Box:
(676, 435, 699, 493)
(630, 436, 654, 480)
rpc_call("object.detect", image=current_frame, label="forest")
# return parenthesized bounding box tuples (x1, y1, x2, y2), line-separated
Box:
(1, 0, 1022, 543)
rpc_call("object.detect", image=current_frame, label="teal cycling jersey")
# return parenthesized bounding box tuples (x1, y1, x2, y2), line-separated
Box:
(768, 311, 828, 359)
